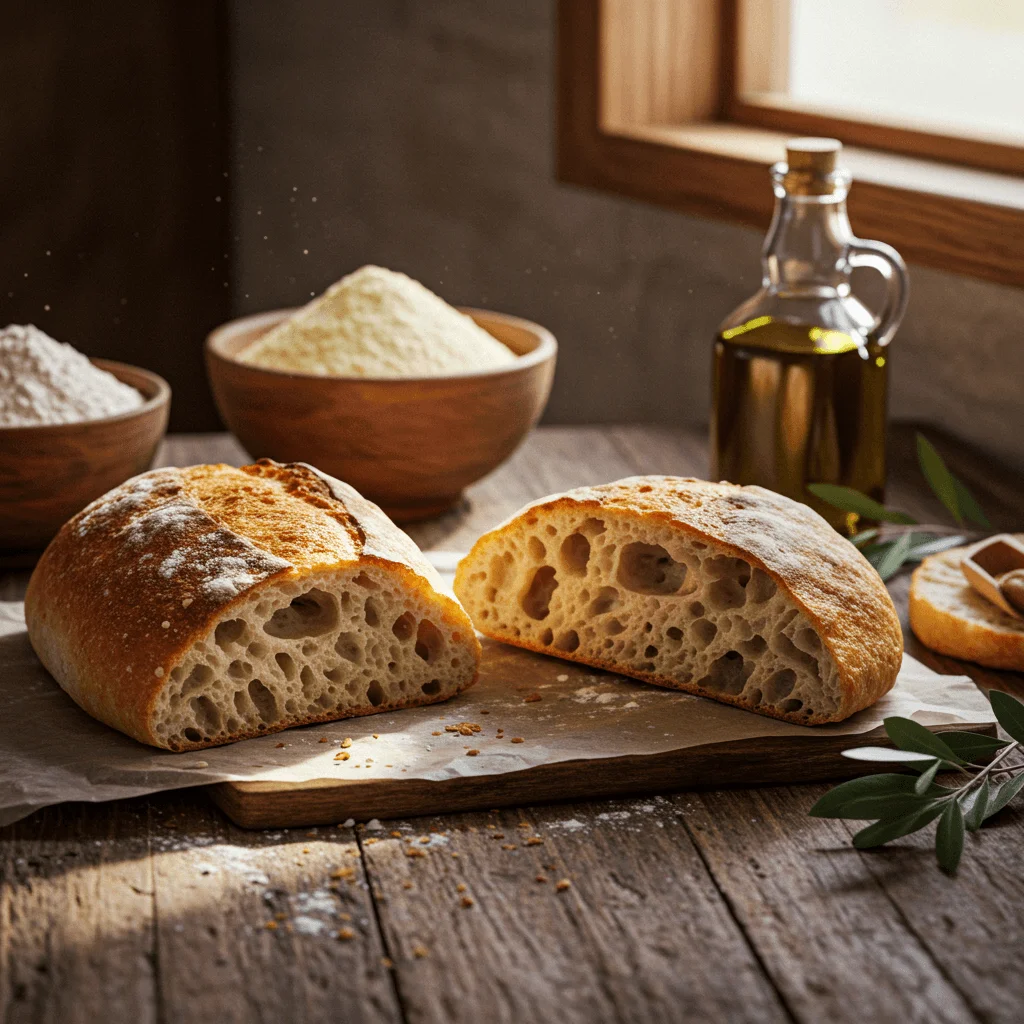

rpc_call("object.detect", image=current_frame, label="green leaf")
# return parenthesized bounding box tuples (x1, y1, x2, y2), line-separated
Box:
(952, 476, 990, 529)
(906, 534, 969, 560)
(915, 760, 941, 795)
(934, 731, 1009, 762)
(840, 746, 938, 764)
(806, 483, 917, 525)
(884, 717, 964, 764)
(872, 533, 914, 581)
(989, 690, 1024, 744)
(982, 773, 1024, 821)
(936, 800, 965, 873)
(962, 781, 989, 831)
(809, 773, 945, 819)
(852, 803, 946, 849)
(849, 528, 880, 548)
(916, 434, 964, 526)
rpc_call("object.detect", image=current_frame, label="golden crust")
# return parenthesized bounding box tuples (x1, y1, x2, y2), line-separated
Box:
(25, 460, 479, 748)
(909, 536, 1024, 671)
(455, 476, 903, 724)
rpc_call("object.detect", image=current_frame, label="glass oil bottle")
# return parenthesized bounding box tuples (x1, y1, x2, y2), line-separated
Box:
(711, 139, 908, 533)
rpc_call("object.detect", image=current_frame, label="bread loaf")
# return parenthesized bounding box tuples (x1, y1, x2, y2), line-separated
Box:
(25, 460, 480, 750)
(909, 536, 1024, 670)
(454, 476, 902, 725)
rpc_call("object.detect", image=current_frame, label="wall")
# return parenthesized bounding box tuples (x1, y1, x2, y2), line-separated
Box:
(229, 0, 1024, 470)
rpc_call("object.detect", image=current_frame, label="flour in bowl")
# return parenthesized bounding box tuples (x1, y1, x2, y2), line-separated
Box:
(238, 265, 516, 377)
(0, 324, 144, 427)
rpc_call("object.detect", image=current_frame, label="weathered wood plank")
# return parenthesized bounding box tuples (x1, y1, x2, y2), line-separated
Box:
(359, 799, 788, 1024)
(147, 792, 402, 1024)
(678, 786, 980, 1024)
(0, 801, 157, 1024)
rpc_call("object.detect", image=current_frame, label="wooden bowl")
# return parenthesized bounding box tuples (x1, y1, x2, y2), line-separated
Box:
(0, 362, 171, 556)
(206, 307, 557, 521)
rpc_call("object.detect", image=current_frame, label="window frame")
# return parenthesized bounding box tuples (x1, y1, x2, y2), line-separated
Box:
(556, 0, 1024, 287)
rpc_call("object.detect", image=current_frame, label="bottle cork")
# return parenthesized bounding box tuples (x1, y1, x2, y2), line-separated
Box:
(784, 138, 843, 195)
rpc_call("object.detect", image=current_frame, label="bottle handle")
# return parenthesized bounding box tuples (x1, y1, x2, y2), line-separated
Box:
(847, 237, 909, 346)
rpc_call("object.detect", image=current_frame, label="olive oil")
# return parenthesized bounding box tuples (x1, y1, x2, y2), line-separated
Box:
(711, 318, 887, 532)
(709, 139, 907, 534)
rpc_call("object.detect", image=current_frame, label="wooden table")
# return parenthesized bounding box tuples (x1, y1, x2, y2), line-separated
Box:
(2, 425, 1022, 1024)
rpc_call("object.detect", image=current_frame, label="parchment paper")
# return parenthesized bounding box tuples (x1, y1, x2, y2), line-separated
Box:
(0, 554, 995, 826)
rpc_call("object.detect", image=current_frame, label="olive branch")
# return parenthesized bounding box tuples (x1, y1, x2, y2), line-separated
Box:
(810, 689, 1024, 873)
(807, 432, 990, 580)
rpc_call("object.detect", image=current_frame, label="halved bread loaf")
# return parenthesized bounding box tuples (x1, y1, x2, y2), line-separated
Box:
(454, 477, 902, 725)
(25, 460, 480, 750)
(910, 536, 1024, 670)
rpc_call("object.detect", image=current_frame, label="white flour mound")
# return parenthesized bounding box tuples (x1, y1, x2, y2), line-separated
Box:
(238, 265, 517, 377)
(0, 324, 144, 427)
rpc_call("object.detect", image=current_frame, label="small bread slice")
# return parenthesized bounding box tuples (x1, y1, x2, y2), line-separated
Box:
(26, 460, 480, 750)
(910, 536, 1024, 670)
(454, 476, 902, 725)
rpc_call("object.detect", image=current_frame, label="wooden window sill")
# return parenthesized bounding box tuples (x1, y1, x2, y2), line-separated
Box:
(557, 2, 1024, 288)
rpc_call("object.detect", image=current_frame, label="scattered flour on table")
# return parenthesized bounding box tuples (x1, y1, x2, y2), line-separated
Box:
(0, 323, 143, 426)
(238, 265, 516, 377)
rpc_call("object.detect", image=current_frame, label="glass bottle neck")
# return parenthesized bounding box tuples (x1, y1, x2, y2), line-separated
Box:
(762, 181, 855, 297)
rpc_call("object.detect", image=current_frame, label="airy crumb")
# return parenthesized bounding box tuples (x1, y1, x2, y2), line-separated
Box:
(510, 737, 525, 744)
(336, 927, 355, 941)
(460, 896, 475, 908)
(555, 879, 572, 892)
(412, 944, 429, 959)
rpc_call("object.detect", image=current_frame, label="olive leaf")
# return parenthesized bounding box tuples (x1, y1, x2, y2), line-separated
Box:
(935, 800, 965, 873)
(915, 433, 990, 529)
(806, 483, 916, 525)
(809, 690, 1024, 872)
(871, 533, 914, 581)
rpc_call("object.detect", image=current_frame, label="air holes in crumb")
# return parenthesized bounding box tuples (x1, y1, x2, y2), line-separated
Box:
(588, 586, 620, 616)
(690, 618, 717, 649)
(300, 665, 317, 697)
(644, 645, 658, 658)
(528, 536, 546, 560)
(559, 532, 590, 575)
(781, 698, 804, 713)
(247, 679, 278, 723)
(698, 651, 753, 696)
(324, 666, 344, 683)
(489, 553, 511, 590)
(335, 633, 362, 663)
(747, 569, 777, 603)
(689, 602, 705, 617)
(666, 626, 683, 641)
(247, 640, 268, 659)
(367, 680, 385, 706)
(540, 628, 554, 645)
(215, 618, 245, 649)
(580, 517, 606, 536)
(263, 589, 339, 639)
(182, 664, 213, 696)
(521, 565, 558, 620)
(190, 695, 221, 734)
(795, 627, 823, 655)
(228, 660, 252, 679)
(617, 543, 686, 595)
(275, 652, 297, 680)
(764, 669, 797, 703)
(184, 728, 202, 743)
(739, 635, 767, 657)
(772, 633, 819, 676)
(353, 572, 379, 590)
(555, 629, 580, 652)
(364, 598, 380, 627)
(545, 524, 557, 536)
(415, 620, 443, 662)
(603, 618, 626, 636)
(422, 679, 441, 696)
(709, 576, 747, 610)
(233, 690, 247, 715)
(392, 611, 416, 642)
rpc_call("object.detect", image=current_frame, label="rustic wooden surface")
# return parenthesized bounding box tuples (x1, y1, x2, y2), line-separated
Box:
(2, 424, 1023, 1024)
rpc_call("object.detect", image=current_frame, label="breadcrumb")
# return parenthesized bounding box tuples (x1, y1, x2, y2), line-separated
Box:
(511, 737, 524, 744)
(341, 737, 353, 748)
(460, 896, 475, 908)
(413, 944, 429, 958)
(556, 879, 572, 892)
(336, 927, 355, 941)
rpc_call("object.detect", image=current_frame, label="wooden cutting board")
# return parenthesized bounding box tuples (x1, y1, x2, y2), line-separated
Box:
(209, 640, 996, 829)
